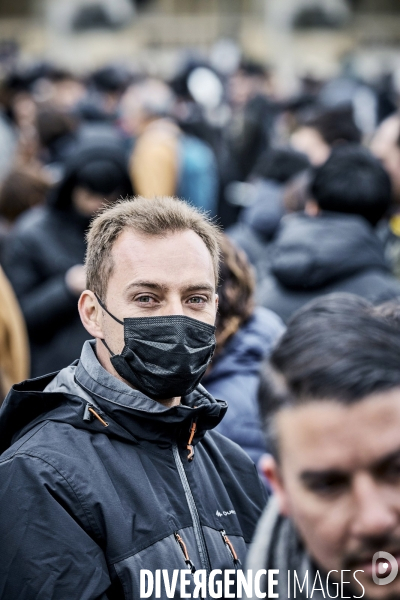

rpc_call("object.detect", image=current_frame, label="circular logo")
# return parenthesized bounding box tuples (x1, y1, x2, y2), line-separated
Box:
(372, 552, 399, 586)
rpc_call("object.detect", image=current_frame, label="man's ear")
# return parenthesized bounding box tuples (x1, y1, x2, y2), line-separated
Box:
(259, 453, 290, 516)
(78, 290, 104, 339)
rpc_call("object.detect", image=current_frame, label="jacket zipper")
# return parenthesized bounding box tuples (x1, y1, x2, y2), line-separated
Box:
(220, 529, 241, 569)
(172, 443, 211, 576)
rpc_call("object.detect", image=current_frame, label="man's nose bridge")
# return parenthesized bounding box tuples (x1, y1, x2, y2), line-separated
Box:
(351, 472, 395, 534)
(162, 291, 185, 316)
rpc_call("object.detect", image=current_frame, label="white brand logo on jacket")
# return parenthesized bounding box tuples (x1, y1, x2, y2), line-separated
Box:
(216, 509, 236, 517)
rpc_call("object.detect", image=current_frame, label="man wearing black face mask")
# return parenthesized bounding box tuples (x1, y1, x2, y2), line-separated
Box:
(0, 196, 269, 600)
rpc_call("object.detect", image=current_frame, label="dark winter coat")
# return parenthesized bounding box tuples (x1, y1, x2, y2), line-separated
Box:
(2, 141, 132, 377)
(202, 307, 284, 465)
(0, 340, 267, 600)
(257, 212, 400, 323)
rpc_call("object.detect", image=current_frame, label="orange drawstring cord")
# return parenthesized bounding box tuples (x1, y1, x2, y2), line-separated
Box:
(88, 407, 109, 427)
(175, 533, 196, 573)
(187, 420, 197, 461)
(221, 530, 241, 565)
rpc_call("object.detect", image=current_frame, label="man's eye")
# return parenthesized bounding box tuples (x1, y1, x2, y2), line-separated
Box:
(305, 477, 348, 497)
(137, 296, 154, 303)
(378, 461, 400, 482)
(188, 297, 205, 304)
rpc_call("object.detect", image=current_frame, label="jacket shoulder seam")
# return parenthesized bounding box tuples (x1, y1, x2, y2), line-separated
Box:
(0, 448, 103, 541)
(0, 420, 50, 459)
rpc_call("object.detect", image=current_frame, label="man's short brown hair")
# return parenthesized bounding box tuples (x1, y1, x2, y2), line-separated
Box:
(85, 196, 222, 300)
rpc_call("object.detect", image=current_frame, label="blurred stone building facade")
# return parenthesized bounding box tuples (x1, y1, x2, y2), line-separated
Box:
(0, 0, 400, 89)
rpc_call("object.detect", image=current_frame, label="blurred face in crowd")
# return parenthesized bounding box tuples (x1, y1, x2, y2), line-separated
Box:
(264, 388, 400, 599)
(120, 80, 173, 136)
(79, 228, 218, 389)
(228, 69, 271, 108)
(291, 126, 330, 166)
(370, 115, 400, 205)
(119, 88, 144, 136)
(72, 187, 117, 217)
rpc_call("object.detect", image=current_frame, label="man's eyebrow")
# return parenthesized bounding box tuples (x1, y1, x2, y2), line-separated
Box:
(125, 282, 215, 294)
(125, 281, 169, 292)
(182, 284, 215, 294)
(300, 469, 349, 484)
(372, 447, 400, 471)
(300, 447, 400, 484)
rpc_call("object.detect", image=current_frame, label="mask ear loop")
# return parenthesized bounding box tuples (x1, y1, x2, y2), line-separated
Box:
(94, 293, 124, 356)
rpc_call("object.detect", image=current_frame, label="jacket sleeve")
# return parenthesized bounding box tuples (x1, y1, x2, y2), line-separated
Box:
(0, 452, 112, 600)
(3, 232, 78, 337)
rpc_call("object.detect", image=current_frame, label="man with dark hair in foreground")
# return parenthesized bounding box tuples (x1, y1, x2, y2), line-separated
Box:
(247, 293, 400, 600)
(0, 196, 266, 600)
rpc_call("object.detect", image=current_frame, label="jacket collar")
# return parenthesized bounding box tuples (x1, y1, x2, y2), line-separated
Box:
(74, 341, 227, 448)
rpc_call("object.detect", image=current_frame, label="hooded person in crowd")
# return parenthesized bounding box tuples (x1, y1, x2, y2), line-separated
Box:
(2, 138, 133, 377)
(227, 147, 310, 272)
(202, 235, 284, 466)
(257, 145, 400, 322)
(0, 196, 266, 600)
(247, 293, 400, 600)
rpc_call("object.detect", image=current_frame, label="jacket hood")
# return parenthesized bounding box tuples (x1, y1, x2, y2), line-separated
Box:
(203, 307, 284, 384)
(0, 342, 228, 455)
(49, 136, 133, 211)
(239, 179, 284, 240)
(270, 212, 389, 290)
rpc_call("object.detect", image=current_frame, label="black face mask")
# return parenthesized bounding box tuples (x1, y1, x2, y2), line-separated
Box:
(96, 296, 216, 401)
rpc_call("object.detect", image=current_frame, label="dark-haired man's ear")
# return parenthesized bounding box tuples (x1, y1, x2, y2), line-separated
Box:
(304, 199, 320, 217)
(259, 453, 290, 516)
(78, 290, 105, 339)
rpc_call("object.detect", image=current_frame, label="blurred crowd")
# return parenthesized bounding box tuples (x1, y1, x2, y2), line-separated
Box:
(1, 46, 400, 459)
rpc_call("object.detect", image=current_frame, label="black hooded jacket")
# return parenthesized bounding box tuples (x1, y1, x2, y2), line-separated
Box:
(2, 140, 133, 377)
(257, 212, 400, 323)
(0, 341, 267, 600)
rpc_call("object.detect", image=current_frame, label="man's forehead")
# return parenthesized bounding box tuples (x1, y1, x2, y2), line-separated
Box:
(276, 389, 400, 471)
(109, 228, 216, 285)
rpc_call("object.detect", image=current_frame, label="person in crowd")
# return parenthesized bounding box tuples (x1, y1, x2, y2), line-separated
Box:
(257, 145, 400, 322)
(0, 196, 266, 600)
(202, 235, 284, 466)
(120, 79, 219, 215)
(0, 166, 50, 261)
(35, 107, 79, 175)
(291, 105, 362, 166)
(77, 65, 132, 124)
(247, 293, 400, 600)
(227, 60, 276, 183)
(370, 113, 400, 278)
(0, 266, 29, 404)
(2, 137, 133, 377)
(371, 113, 400, 205)
(227, 147, 310, 271)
